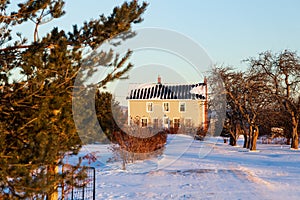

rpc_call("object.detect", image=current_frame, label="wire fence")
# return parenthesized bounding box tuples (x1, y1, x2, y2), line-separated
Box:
(59, 166, 96, 200)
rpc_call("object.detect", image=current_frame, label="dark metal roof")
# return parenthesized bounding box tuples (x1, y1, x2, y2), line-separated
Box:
(127, 83, 206, 100)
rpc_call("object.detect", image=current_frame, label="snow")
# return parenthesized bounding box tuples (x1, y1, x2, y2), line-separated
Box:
(189, 85, 206, 95)
(69, 135, 300, 200)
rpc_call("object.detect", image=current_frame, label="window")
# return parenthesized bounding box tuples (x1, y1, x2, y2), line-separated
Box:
(141, 118, 148, 127)
(163, 102, 169, 112)
(153, 118, 159, 129)
(164, 117, 169, 125)
(179, 102, 186, 112)
(185, 118, 192, 127)
(146, 102, 153, 112)
(173, 118, 180, 128)
(163, 117, 169, 128)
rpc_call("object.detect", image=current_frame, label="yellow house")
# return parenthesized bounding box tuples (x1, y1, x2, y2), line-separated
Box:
(127, 76, 208, 133)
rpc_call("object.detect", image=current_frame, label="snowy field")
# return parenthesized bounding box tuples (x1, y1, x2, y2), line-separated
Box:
(71, 135, 300, 200)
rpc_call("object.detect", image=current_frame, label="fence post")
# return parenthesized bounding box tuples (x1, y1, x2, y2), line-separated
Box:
(71, 171, 74, 200)
(82, 184, 84, 200)
(93, 168, 96, 200)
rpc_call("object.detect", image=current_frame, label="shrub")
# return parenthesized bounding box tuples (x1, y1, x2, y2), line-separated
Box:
(109, 129, 167, 170)
(113, 129, 167, 153)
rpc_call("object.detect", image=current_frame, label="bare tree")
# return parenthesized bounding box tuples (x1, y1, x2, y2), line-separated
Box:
(215, 67, 270, 150)
(247, 50, 300, 149)
(211, 67, 244, 146)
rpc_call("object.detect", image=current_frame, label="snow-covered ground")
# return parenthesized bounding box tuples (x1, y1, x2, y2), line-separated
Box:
(70, 135, 300, 200)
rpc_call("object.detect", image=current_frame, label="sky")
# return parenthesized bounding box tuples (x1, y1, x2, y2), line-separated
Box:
(20, 0, 300, 69)
(10, 0, 300, 104)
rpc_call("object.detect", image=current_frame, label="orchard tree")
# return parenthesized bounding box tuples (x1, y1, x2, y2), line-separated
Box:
(215, 66, 270, 150)
(0, 0, 147, 199)
(247, 50, 300, 149)
(207, 67, 227, 140)
(211, 67, 243, 146)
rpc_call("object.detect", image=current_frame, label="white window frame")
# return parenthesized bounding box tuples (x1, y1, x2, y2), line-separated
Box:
(179, 102, 186, 112)
(141, 117, 148, 128)
(146, 102, 153, 112)
(163, 102, 170, 112)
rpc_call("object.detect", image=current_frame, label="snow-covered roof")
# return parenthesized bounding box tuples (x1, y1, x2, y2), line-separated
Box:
(127, 82, 206, 100)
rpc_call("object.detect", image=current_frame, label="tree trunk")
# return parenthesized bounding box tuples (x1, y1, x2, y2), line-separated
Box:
(250, 126, 259, 151)
(223, 138, 228, 143)
(291, 118, 299, 149)
(229, 131, 237, 146)
(47, 165, 59, 200)
(243, 133, 248, 148)
(286, 136, 291, 145)
(247, 126, 253, 149)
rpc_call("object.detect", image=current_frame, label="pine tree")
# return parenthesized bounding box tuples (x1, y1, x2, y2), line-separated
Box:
(0, 1, 147, 198)
(95, 91, 126, 143)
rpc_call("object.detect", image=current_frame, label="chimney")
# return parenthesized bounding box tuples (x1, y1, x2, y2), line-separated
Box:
(157, 75, 161, 84)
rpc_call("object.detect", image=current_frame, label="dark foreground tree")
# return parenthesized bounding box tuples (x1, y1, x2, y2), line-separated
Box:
(0, 1, 147, 199)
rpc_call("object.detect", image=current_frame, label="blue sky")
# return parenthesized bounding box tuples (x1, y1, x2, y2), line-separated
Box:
(10, 0, 300, 104)
(27, 0, 300, 69)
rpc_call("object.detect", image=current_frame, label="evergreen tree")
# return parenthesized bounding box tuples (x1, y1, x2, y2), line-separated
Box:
(95, 91, 126, 143)
(0, 0, 147, 198)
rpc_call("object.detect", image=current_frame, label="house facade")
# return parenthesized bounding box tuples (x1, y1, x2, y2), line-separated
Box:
(127, 76, 208, 132)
